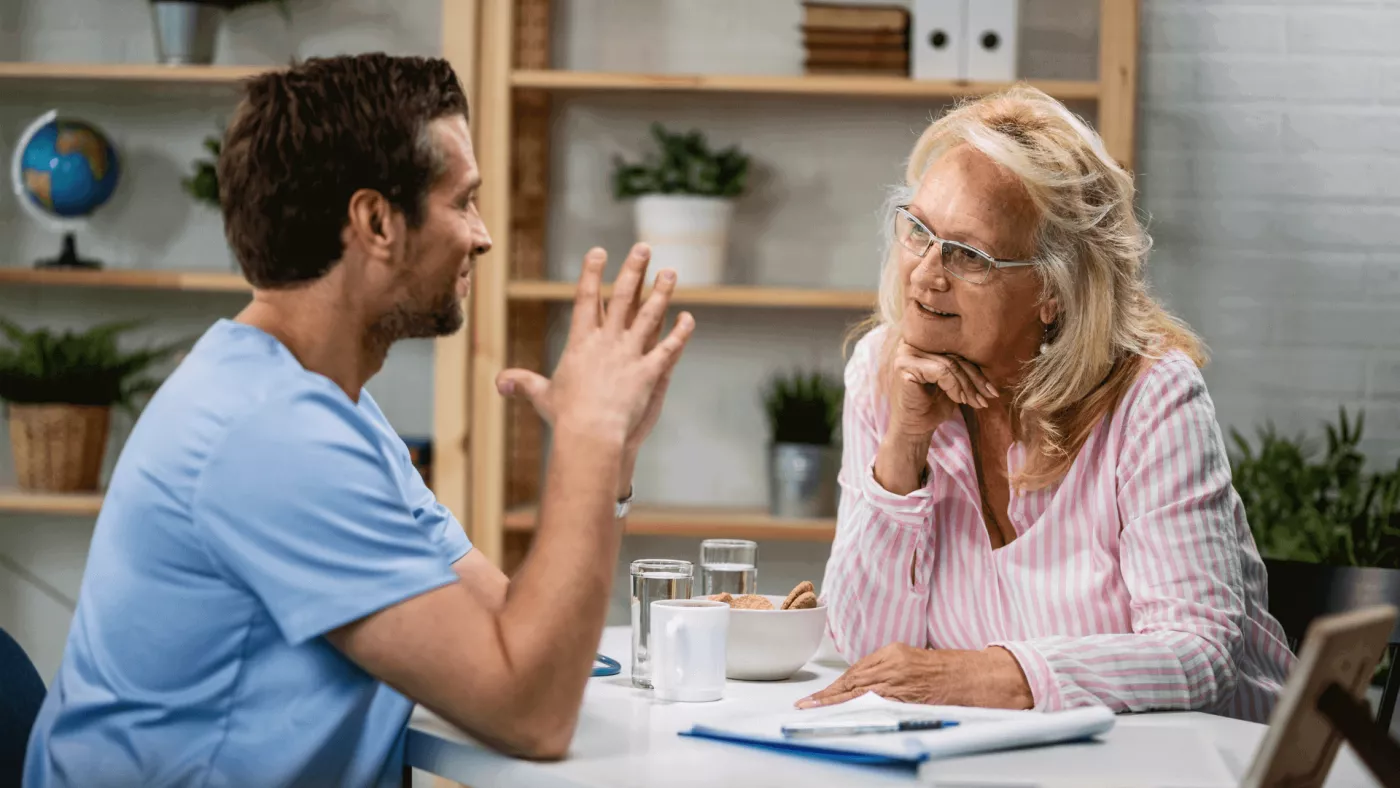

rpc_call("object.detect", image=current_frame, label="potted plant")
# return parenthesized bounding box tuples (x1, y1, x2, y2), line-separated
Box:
(612, 122, 750, 286)
(0, 319, 185, 492)
(1230, 408, 1400, 708)
(150, 0, 289, 66)
(762, 370, 843, 518)
(182, 133, 221, 208)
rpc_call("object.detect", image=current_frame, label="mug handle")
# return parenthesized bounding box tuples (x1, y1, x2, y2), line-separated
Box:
(662, 616, 688, 689)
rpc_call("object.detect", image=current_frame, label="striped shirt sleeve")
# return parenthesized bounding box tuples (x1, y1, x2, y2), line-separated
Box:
(989, 356, 1246, 713)
(821, 331, 935, 662)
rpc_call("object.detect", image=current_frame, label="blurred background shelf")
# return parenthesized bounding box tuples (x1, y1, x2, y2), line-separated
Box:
(0, 268, 249, 293)
(511, 69, 1102, 102)
(503, 504, 836, 542)
(0, 62, 270, 84)
(0, 489, 104, 516)
(506, 280, 876, 310)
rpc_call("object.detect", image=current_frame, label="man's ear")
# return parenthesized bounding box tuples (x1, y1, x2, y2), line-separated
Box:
(346, 189, 395, 259)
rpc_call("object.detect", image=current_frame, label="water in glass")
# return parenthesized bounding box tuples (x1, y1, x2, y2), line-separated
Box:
(629, 559, 694, 689)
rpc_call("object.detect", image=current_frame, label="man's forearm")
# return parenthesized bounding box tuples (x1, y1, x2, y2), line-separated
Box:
(492, 420, 625, 738)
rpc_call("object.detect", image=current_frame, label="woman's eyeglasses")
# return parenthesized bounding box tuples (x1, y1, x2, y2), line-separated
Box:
(892, 205, 1035, 285)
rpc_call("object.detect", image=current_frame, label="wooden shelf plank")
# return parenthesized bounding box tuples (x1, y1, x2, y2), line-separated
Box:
(504, 504, 836, 541)
(0, 268, 250, 293)
(507, 280, 876, 310)
(0, 61, 272, 84)
(0, 489, 103, 516)
(512, 69, 1101, 102)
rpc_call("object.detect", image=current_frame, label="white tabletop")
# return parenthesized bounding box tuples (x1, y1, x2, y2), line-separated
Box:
(406, 626, 1382, 788)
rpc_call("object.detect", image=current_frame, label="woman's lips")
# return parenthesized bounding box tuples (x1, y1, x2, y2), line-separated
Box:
(915, 302, 958, 318)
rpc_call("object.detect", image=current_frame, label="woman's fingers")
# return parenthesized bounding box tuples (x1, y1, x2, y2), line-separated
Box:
(951, 356, 998, 400)
(901, 355, 983, 408)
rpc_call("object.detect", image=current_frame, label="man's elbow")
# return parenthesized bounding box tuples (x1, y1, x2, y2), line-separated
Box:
(490, 713, 577, 761)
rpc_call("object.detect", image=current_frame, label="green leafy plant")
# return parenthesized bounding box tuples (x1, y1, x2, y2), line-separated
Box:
(1229, 407, 1400, 569)
(612, 122, 750, 200)
(763, 370, 843, 446)
(182, 134, 221, 208)
(0, 319, 187, 414)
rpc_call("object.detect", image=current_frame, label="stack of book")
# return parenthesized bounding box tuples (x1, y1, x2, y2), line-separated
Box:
(801, 2, 911, 76)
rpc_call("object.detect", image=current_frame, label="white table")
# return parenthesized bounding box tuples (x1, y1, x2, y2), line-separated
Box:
(406, 626, 1382, 787)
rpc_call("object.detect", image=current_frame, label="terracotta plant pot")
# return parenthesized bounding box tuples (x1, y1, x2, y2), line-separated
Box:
(8, 404, 111, 492)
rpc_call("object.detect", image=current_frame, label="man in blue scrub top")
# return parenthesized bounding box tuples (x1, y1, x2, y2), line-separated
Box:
(24, 53, 695, 788)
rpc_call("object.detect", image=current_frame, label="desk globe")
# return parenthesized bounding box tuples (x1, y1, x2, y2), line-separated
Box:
(9, 110, 121, 269)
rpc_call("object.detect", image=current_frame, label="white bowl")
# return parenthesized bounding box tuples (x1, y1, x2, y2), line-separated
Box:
(724, 594, 828, 681)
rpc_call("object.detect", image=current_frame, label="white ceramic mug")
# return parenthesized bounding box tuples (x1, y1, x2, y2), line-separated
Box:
(648, 599, 729, 702)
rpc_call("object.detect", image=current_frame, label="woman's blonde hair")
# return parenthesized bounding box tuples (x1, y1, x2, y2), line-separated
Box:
(857, 84, 1206, 490)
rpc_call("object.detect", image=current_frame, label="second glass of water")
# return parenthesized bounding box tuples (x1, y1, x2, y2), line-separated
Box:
(699, 539, 757, 596)
(630, 559, 694, 689)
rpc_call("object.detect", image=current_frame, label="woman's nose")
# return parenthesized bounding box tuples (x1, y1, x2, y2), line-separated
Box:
(911, 246, 949, 290)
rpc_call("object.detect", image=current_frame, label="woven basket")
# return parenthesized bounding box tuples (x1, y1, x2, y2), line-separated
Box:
(8, 404, 111, 492)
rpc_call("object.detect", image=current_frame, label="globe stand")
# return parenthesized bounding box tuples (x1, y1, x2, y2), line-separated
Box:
(35, 233, 102, 270)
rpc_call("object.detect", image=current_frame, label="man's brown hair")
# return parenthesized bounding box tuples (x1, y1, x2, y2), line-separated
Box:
(218, 53, 469, 288)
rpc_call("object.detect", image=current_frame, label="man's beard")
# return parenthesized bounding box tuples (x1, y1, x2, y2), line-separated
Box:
(368, 285, 464, 351)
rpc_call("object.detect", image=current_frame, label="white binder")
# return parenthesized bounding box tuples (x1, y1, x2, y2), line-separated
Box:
(965, 0, 1020, 81)
(911, 0, 966, 81)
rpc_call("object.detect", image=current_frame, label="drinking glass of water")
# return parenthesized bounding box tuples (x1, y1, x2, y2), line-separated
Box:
(699, 539, 757, 596)
(630, 558, 694, 689)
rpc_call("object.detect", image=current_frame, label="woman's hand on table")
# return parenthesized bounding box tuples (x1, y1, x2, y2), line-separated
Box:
(875, 341, 997, 494)
(795, 642, 1033, 710)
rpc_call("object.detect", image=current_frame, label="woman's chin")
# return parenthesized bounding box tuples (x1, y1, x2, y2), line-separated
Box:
(901, 317, 959, 355)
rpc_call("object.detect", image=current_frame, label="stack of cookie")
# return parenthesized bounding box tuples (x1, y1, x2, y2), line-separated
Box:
(708, 580, 818, 610)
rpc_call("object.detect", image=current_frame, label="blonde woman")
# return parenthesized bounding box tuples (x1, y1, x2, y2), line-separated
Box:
(800, 86, 1295, 722)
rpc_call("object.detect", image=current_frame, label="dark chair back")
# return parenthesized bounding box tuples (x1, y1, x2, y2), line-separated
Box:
(0, 627, 45, 787)
(1265, 558, 1400, 728)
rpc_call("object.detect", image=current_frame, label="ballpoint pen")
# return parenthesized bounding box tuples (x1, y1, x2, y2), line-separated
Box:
(780, 718, 959, 738)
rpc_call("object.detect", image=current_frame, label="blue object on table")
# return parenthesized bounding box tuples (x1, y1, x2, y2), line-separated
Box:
(592, 653, 621, 677)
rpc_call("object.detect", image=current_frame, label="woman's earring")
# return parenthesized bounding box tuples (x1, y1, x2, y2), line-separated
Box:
(1039, 322, 1052, 355)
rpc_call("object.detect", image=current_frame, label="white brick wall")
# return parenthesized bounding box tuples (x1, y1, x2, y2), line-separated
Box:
(1139, 0, 1400, 467)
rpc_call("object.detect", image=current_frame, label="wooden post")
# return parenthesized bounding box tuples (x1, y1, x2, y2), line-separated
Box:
(468, 0, 514, 566)
(431, 0, 480, 540)
(1097, 0, 1139, 170)
(501, 0, 553, 574)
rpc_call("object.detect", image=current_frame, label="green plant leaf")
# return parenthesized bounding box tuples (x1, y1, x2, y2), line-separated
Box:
(1231, 406, 1400, 569)
(0, 319, 188, 411)
(612, 122, 751, 200)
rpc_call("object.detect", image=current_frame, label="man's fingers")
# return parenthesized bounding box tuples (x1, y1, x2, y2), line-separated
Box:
(495, 369, 552, 414)
(572, 249, 607, 335)
(605, 243, 651, 333)
(645, 311, 695, 374)
(629, 269, 676, 348)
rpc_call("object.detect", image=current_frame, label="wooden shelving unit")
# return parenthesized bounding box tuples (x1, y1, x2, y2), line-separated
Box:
(0, 267, 250, 293)
(469, 0, 1141, 569)
(504, 505, 835, 542)
(0, 2, 483, 518)
(511, 69, 1101, 102)
(507, 280, 875, 310)
(0, 489, 103, 516)
(0, 62, 271, 85)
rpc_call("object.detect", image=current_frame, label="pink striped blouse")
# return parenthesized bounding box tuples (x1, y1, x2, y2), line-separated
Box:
(821, 326, 1297, 722)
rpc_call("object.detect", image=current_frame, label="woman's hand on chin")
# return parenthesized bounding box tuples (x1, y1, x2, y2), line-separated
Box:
(795, 642, 1033, 710)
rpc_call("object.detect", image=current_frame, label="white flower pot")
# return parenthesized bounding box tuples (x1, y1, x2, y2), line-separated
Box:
(633, 195, 734, 286)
